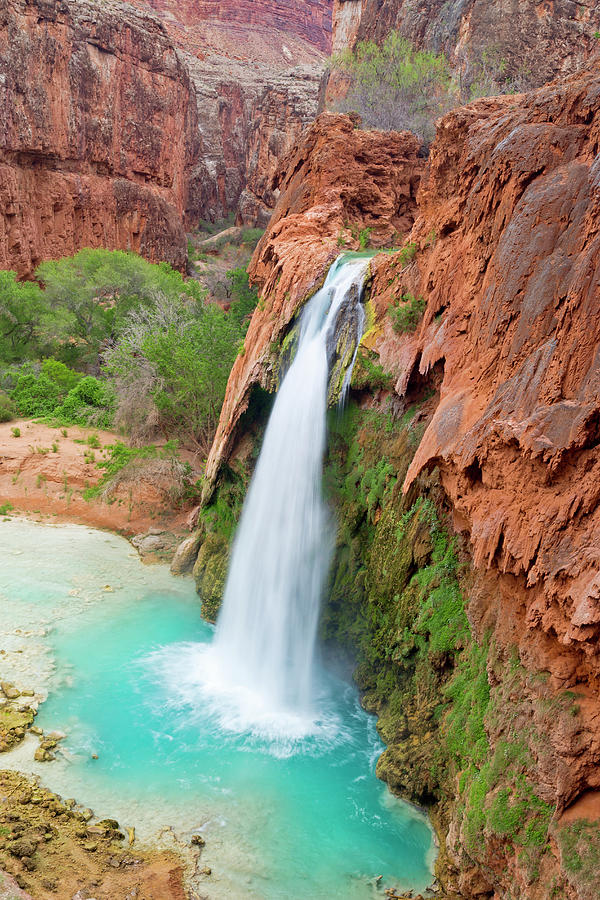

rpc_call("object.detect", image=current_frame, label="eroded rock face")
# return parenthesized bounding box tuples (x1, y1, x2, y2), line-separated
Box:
(203, 112, 424, 490)
(128, 0, 333, 226)
(0, 0, 333, 277)
(0, 0, 200, 278)
(183, 56, 325, 227)
(129, 0, 333, 55)
(363, 65, 600, 896)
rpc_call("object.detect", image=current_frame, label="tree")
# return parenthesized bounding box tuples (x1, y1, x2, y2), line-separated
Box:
(330, 32, 454, 142)
(0, 271, 53, 362)
(36, 249, 204, 366)
(103, 296, 240, 454)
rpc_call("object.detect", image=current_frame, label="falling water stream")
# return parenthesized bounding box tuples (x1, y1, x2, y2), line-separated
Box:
(205, 254, 368, 728)
(0, 255, 436, 899)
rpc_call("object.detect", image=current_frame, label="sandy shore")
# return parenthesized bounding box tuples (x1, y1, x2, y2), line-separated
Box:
(0, 419, 198, 538)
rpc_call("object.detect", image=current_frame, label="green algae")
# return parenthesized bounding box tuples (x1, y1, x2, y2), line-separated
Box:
(193, 532, 230, 623)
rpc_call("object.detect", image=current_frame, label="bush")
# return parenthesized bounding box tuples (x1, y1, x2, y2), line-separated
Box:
(53, 376, 115, 428)
(0, 391, 14, 422)
(104, 297, 241, 455)
(8, 360, 113, 427)
(389, 292, 427, 334)
(84, 440, 193, 505)
(11, 372, 62, 417)
(330, 32, 454, 141)
(227, 267, 259, 330)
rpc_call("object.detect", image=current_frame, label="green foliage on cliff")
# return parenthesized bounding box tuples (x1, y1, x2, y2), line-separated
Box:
(329, 34, 535, 141)
(322, 398, 560, 886)
(389, 292, 426, 334)
(350, 348, 395, 392)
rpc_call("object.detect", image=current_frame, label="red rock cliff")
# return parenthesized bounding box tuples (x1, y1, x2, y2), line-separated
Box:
(128, 0, 333, 226)
(131, 0, 333, 55)
(203, 63, 600, 897)
(362, 66, 600, 897)
(0, 0, 201, 278)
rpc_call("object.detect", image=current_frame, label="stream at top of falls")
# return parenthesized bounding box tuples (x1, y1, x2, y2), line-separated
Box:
(0, 256, 436, 898)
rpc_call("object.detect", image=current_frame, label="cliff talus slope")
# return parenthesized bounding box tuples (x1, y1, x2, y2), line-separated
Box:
(0, 0, 200, 277)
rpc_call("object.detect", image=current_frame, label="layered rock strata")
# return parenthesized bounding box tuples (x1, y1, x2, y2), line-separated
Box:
(0, 0, 333, 277)
(128, 0, 333, 55)
(125, 0, 333, 225)
(0, 0, 200, 278)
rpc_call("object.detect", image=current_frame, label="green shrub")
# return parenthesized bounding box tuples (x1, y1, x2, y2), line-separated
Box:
(11, 372, 62, 416)
(227, 268, 259, 331)
(398, 242, 417, 267)
(36, 248, 205, 366)
(349, 224, 373, 250)
(330, 32, 454, 141)
(0, 502, 14, 515)
(389, 292, 427, 334)
(53, 376, 115, 428)
(241, 228, 265, 247)
(0, 391, 14, 422)
(11, 426, 20, 438)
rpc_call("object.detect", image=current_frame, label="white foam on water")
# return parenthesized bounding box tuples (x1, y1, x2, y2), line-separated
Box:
(145, 641, 351, 756)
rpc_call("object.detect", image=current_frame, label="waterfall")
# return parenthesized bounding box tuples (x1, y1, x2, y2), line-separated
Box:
(212, 255, 369, 723)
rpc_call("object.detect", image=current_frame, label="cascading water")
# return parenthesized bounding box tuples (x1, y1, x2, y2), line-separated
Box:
(202, 255, 370, 732)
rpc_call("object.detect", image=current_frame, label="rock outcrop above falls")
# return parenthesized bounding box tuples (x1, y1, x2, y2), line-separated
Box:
(0, 0, 200, 278)
(203, 112, 424, 491)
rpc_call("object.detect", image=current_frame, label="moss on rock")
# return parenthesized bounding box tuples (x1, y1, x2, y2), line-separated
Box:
(322, 397, 572, 896)
(193, 533, 230, 623)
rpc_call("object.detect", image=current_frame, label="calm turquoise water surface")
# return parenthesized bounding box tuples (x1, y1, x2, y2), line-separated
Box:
(1, 519, 435, 899)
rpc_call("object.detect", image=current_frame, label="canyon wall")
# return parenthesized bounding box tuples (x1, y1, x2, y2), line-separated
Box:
(128, 0, 333, 226)
(199, 62, 600, 898)
(128, 0, 333, 55)
(0, 0, 200, 278)
(0, 0, 333, 278)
